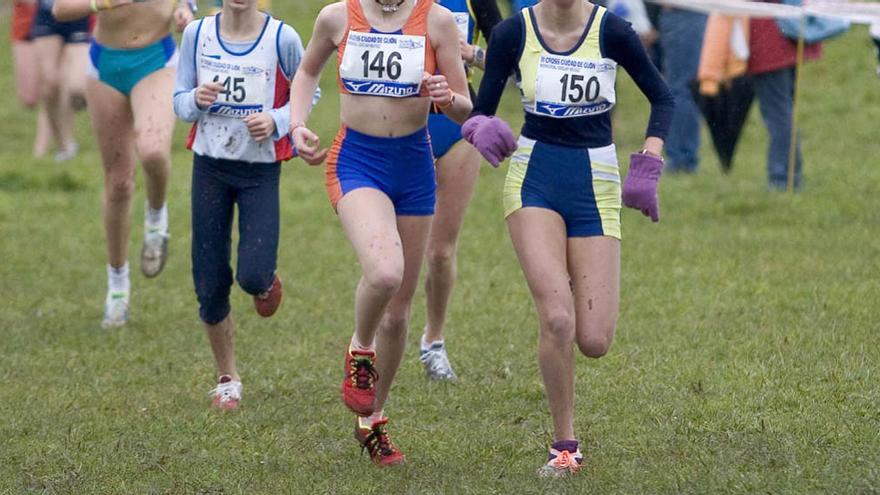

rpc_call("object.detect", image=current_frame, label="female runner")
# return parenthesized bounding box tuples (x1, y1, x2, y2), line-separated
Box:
(418, 0, 501, 381)
(53, 0, 193, 328)
(462, 0, 674, 476)
(290, 0, 471, 466)
(30, 0, 91, 161)
(9, 0, 52, 157)
(174, 0, 312, 410)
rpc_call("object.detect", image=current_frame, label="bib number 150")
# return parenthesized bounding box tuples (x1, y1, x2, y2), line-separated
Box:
(361, 50, 402, 80)
(559, 74, 600, 103)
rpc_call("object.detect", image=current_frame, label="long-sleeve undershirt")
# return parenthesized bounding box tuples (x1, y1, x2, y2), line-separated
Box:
(473, 9, 675, 148)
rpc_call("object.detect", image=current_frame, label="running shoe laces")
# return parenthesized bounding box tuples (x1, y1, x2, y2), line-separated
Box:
(362, 422, 398, 459)
(348, 355, 378, 390)
(539, 448, 584, 477)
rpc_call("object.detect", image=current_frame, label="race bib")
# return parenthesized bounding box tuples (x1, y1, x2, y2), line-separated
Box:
(534, 54, 617, 118)
(340, 31, 426, 98)
(198, 56, 270, 118)
(453, 12, 470, 41)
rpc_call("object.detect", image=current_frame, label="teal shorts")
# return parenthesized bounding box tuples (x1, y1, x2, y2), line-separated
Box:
(88, 35, 177, 96)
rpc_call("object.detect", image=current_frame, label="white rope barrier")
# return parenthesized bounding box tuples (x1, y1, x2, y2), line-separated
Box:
(644, 0, 880, 24)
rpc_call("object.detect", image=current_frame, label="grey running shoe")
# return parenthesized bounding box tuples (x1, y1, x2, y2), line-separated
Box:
(141, 226, 169, 278)
(419, 341, 457, 381)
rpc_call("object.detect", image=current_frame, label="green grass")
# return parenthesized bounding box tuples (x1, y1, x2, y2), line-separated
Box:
(1, 2, 879, 493)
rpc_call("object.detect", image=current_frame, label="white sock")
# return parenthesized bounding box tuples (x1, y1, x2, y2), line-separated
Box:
(359, 410, 385, 428)
(107, 263, 130, 294)
(146, 202, 168, 232)
(421, 334, 443, 351)
(351, 334, 375, 352)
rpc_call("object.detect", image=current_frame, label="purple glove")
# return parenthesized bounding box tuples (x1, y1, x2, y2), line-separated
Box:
(461, 115, 517, 167)
(622, 152, 663, 223)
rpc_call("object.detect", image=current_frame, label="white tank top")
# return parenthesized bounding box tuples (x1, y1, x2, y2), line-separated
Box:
(187, 15, 293, 163)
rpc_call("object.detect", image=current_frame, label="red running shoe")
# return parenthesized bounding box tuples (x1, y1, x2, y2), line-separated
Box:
(354, 418, 405, 467)
(254, 275, 283, 317)
(341, 347, 377, 416)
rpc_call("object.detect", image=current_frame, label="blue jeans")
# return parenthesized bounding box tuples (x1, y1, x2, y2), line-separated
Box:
(754, 68, 803, 190)
(659, 9, 707, 172)
(191, 154, 281, 324)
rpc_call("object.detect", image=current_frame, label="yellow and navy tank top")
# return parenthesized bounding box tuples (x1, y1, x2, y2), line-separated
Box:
(519, 5, 617, 119)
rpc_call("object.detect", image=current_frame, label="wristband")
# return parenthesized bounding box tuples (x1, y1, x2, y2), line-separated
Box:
(103, 0, 112, 10)
(90, 0, 99, 12)
(473, 47, 486, 68)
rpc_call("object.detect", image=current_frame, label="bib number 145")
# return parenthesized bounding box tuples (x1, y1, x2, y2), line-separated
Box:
(361, 50, 403, 80)
(213, 75, 246, 103)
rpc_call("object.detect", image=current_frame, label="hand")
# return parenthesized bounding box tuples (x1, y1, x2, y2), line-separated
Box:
(622, 152, 664, 222)
(174, 3, 194, 32)
(243, 113, 276, 142)
(422, 74, 453, 108)
(459, 36, 475, 63)
(195, 82, 222, 110)
(461, 115, 517, 168)
(291, 125, 328, 166)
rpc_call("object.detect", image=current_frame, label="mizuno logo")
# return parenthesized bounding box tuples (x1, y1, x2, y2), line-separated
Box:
(345, 81, 373, 92)
(203, 54, 222, 59)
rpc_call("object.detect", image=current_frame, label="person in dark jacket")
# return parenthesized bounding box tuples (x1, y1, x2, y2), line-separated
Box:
(748, 6, 821, 191)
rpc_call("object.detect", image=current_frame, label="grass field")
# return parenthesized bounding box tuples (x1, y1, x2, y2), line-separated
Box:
(1, 2, 879, 493)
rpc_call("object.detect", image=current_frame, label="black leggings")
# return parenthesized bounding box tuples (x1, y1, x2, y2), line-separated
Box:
(191, 154, 281, 324)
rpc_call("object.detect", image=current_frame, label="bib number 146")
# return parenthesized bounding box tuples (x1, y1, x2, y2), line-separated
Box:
(559, 74, 601, 103)
(361, 50, 403, 80)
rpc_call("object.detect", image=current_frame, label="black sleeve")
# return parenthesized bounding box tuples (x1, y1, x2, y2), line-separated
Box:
(602, 14, 675, 140)
(470, 0, 503, 42)
(471, 15, 523, 117)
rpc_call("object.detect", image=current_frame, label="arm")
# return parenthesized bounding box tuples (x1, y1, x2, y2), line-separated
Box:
(471, 17, 521, 118)
(53, 0, 194, 26)
(172, 21, 204, 123)
(604, 15, 674, 155)
(289, 4, 344, 164)
(53, 0, 135, 21)
(266, 25, 319, 140)
(461, 0, 503, 70)
(427, 5, 472, 124)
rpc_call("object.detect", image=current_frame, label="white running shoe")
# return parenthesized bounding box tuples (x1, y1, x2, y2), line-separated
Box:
(419, 341, 457, 381)
(101, 290, 129, 329)
(54, 142, 79, 163)
(141, 221, 169, 278)
(211, 375, 242, 410)
(538, 448, 584, 478)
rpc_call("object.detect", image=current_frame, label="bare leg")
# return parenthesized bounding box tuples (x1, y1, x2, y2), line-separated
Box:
(507, 208, 577, 442)
(568, 237, 620, 358)
(205, 315, 239, 381)
(373, 214, 432, 411)
(33, 109, 53, 158)
(12, 41, 40, 107)
(130, 67, 175, 210)
(424, 141, 481, 342)
(62, 42, 89, 111)
(86, 77, 136, 269)
(34, 36, 75, 153)
(337, 188, 406, 348)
